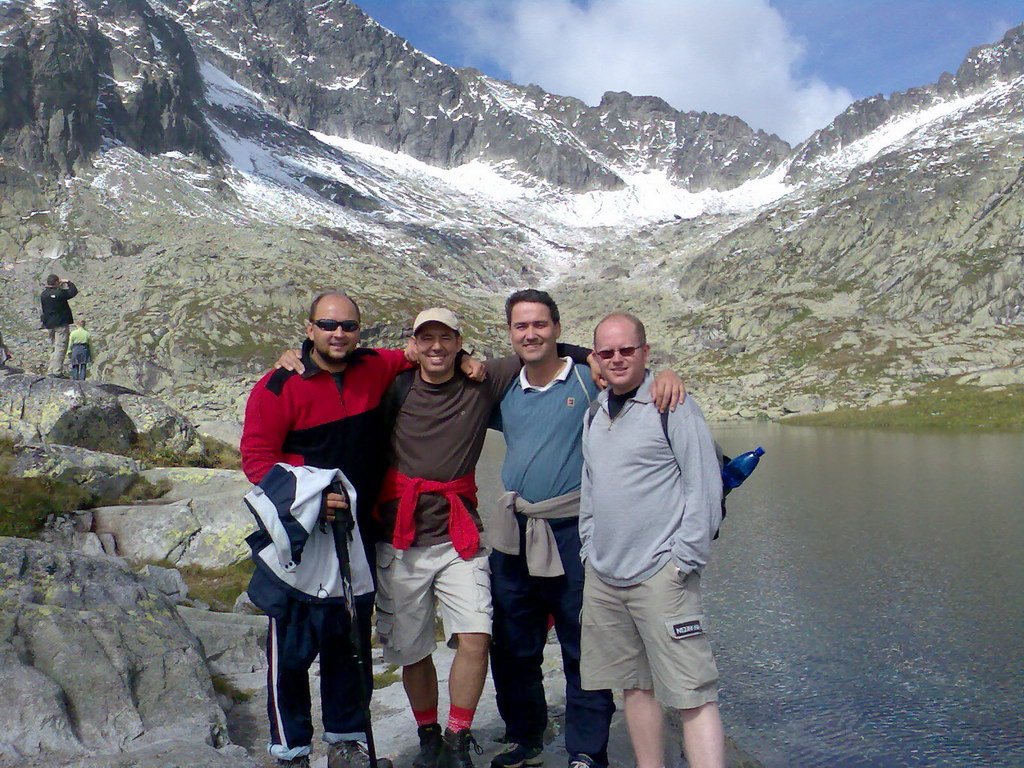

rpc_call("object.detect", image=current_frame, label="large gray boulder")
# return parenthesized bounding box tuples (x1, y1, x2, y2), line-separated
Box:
(0, 374, 136, 453)
(90, 466, 253, 569)
(177, 607, 267, 677)
(781, 393, 830, 414)
(118, 393, 206, 458)
(0, 375, 206, 461)
(196, 420, 242, 450)
(10, 443, 142, 504)
(958, 365, 1024, 387)
(141, 466, 252, 502)
(0, 538, 244, 766)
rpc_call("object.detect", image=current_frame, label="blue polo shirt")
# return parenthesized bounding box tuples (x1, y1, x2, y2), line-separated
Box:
(499, 359, 599, 504)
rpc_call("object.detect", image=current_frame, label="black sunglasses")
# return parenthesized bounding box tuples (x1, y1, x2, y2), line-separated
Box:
(313, 319, 360, 332)
(594, 345, 641, 360)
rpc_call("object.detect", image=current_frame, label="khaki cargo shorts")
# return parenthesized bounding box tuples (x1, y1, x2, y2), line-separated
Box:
(581, 561, 719, 710)
(375, 541, 492, 666)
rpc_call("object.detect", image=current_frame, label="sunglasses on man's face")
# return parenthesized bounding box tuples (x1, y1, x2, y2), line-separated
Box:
(594, 346, 641, 360)
(313, 319, 360, 332)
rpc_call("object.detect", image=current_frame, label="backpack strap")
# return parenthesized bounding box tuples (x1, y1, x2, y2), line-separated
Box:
(571, 365, 593, 405)
(381, 369, 417, 434)
(660, 407, 728, 540)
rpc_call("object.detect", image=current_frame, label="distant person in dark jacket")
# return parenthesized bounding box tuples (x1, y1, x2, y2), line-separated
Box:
(40, 273, 78, 377)
(0, 328, 10, 367)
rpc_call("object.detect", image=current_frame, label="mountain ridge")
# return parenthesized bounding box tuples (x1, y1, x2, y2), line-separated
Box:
(0, 0, 1021, 422)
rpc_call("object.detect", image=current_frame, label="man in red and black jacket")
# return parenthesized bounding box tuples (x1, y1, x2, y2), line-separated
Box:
(241, 291, 411, 768)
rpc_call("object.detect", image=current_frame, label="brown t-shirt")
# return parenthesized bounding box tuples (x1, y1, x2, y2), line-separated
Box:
(378, 356, 521, 546)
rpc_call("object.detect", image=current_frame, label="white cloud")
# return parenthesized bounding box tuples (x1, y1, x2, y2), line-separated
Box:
(450, 0, 854, 144)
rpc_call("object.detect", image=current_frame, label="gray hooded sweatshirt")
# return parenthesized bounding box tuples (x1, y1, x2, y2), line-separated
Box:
(580, 371, 723, 587)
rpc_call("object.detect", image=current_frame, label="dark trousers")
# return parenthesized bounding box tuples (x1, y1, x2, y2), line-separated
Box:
(266, 592, 374, 751)
(490, 517, 614, 766)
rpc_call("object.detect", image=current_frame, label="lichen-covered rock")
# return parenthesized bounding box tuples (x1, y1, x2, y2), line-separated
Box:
(177, 606, 267, 676)
(0, 374, 207, 462)
(0, 538, 231, 764)
(958, 365, 1024, 387)
(0, 374, 136, 453)
(196, 420, 242, 449)
(0, 415, 40, 443)
(91, 497, 252, 568)
(139, 564, 190, 604)
(10, 442, 142, 503)
(117, 393, 206, 457)
(781, 394, 829, 414)
(140, 467, 251, 502)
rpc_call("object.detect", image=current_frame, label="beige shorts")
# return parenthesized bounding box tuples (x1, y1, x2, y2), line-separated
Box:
(375, 541, 492, 666)
(581, 561, 719, 710)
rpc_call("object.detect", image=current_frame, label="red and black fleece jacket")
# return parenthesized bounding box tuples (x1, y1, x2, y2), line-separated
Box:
(241, 343, 412, 534)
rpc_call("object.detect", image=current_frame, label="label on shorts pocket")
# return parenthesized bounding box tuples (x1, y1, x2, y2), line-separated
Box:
(666, 615, 704, 640)
(376, 614, 393, 647)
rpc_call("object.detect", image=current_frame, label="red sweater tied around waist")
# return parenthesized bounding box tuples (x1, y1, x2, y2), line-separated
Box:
(377, 467, 480, 559)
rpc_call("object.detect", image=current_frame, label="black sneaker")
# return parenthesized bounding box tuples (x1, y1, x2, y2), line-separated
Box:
(277, 756, 310, 768)
(490, 741, 543, 768)
(414, 723, 444, 768)
(567, 754, 596, 768)
(437, 728, 483, 768)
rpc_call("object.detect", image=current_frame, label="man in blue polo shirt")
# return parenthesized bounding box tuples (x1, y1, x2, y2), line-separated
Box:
(487, 290, 682, 768)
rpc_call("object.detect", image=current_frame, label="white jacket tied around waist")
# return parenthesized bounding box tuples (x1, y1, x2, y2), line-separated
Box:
(244, 463, 374, 600)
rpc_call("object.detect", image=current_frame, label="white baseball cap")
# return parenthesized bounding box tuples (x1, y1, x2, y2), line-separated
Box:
(413, 307, 462, 335)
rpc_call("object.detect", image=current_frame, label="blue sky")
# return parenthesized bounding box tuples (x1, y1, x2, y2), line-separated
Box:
(355, 0, 1022, 143)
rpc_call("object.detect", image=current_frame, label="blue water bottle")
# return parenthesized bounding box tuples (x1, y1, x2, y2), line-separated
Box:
(722, 447, 765, 493)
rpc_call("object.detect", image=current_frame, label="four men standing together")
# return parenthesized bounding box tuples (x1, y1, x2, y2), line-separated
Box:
(240, 289, 726, 768)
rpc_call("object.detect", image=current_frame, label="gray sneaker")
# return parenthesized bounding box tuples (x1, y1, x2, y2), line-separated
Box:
(277, 756, 310, 768)
(328, 740, 368, 768)
(490, 741, 543, 768)
(328, 741, 395, 768)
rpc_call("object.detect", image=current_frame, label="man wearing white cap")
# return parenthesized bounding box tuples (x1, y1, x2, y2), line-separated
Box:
(374, 308, 522, 768)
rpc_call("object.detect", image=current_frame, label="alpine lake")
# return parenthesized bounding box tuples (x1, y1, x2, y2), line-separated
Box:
(476, 422, 1024, 767)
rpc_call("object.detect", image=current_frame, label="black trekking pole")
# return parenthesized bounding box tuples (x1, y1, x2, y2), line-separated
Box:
(328, 481, 392, 768)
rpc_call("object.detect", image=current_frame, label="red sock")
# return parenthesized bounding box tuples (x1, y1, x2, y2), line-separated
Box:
(414, 707, 438, 727)
(447, 704, 475, 733)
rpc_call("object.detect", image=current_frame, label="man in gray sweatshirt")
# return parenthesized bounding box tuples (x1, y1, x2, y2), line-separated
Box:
(579, 312, 724, 768)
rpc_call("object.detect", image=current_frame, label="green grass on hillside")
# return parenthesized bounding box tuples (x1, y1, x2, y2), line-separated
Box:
(783, 382, 1024, 430)
(129, 434, 242, 470)
(175, 560, 255, 612)
(0, 439, 181, 539)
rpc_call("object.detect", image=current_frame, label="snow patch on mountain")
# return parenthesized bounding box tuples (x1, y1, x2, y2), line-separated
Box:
(201, 61, 269, 112)
(313, 130, 792, 228)
(542, 164, 793, 227)
(808, 89, 998, 179)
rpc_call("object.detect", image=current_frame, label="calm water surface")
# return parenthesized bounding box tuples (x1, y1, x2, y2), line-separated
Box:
(478, 424, 1024, 767)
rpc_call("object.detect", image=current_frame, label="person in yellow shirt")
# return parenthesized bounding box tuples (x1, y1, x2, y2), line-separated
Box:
(68, 320, 93, 381)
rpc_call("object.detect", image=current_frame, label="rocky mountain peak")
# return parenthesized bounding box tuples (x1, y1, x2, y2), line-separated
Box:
(954, 22, 1024, 89)
(0, 0, 217, 175)
(787, 22, 1024, 182)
